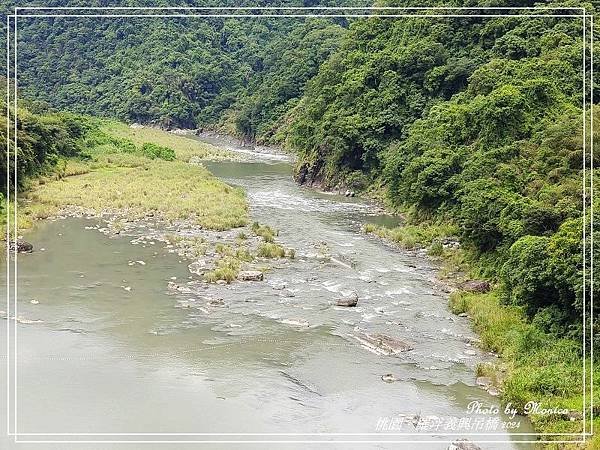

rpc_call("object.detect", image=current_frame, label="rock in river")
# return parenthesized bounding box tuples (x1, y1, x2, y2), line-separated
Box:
(476, 376, 492, 388)
(336, 291, 358, 307)
(238, 270, 264, 281)
(381, 373, 398, 383)
(355, 332, 413, 355)
(9, 240, 33, 253)
(207, 298, 226, 307)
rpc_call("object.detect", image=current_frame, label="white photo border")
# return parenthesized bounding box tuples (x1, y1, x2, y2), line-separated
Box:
(4, 5, 595, 445)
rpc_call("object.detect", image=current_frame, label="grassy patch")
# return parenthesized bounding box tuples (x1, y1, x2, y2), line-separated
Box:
(100, 121, 233, 162)
(3, 118, 245, 237)
(203, 256, 240, 283)
(28, 154, 247, 231)
(364, 222, 459, 250)
(57, 159, 92, 178)
(251, 221, 278, 243)
(450, 291, 600, 447)
(257, 242, 287, 258)
(0, 198, 39, 238)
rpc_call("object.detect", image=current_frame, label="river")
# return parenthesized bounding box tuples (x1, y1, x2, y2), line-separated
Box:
(0, 136, 534, 449)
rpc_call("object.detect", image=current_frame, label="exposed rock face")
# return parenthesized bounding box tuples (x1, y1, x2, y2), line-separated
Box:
(294, 160, 324, 188)
(295, 163, 309, 185)
(238, 270, 264, 281)
(460, 280, 491, 293)
(9, 240, 33, 253)
(336, 291, 358, 307)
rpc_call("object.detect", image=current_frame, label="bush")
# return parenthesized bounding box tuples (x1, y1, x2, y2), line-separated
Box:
(500, 235, 554, 315)
(257, 243, 286, 258)
(500, 218, 584, 329)
(141, 142, 176, 161)
(427, 240, 444, 256)
(252, 222, 277, 243)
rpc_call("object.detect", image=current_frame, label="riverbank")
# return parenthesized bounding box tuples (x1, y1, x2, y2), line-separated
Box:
(364, 220, 599, 449)
(3, 120, 297, 284)
(1, 119, 239, 236)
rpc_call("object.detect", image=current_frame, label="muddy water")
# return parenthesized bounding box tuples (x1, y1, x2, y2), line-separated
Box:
(0, 138, 534, 449)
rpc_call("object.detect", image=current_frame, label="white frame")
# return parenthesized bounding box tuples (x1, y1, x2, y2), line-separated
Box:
(4, 5, 595, 445)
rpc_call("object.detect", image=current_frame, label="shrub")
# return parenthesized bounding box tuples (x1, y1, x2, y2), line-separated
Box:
(427, 240, 444, 256)
(141, 142, 176, 161)
(252, 222, 277, 243)
(257, 243, 286, 258)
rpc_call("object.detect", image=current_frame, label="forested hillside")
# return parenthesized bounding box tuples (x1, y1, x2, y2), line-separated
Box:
(0, 84, 91, 193)
(286, 3, 596, 338)
(8, 0, 363, 133)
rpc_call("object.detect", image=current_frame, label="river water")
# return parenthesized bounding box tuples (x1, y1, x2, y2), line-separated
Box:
(0, 137, 534, 449)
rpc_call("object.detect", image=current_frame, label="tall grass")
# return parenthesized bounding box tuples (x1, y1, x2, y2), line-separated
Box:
(252, 221, 277, 243)
(450, 291, 600, 447)
(364, 222, 459, 250)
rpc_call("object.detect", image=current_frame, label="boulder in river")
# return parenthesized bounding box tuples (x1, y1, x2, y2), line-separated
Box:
(356, 332, 413, 355)
(238, 270, 264, 281)
(459, 280, 491, 293)
(487, 386, 500, 397)
(9, 240, 33, 253)
(381, 373, 398, 383)
(336, 291, 358, 307)
(207, 298, 226, 307)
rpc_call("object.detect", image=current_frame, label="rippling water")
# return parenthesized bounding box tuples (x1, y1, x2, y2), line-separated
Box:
(0, 138, 534, 449)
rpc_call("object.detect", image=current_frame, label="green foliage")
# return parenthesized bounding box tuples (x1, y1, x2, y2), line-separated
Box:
(6, 1, 359, 139)
(0, 87, 92, 192)
(364, 221, 459, 250)
(251, 222, 278, 243)
(140, 143, 176, 161)
(5, 2, 600, 441)
(257, 242, 287, 259)
(449, 289, 598, 440)
(204, 257, 240, 284)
